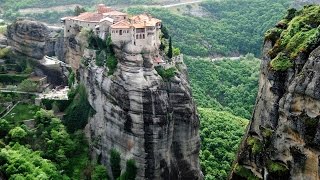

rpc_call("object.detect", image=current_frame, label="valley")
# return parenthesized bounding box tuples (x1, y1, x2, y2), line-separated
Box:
(0, 0, 320, 179)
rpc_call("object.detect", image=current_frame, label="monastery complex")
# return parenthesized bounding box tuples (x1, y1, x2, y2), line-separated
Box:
(61, 4, 162, 49)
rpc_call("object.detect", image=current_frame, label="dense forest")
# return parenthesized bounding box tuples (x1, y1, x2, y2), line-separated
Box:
(185, 55, 260, 119)
(2, 0, 293, 56)
(128, 0, 291, 57)
(199, 108, 248, 180)
(185, 55, 259, 179)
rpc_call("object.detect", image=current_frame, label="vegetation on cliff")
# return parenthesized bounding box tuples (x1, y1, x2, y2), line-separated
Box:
(64, 84, 94, 133)
(267, 5, 320, 71)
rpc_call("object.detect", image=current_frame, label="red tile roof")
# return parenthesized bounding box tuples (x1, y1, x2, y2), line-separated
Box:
(111, 20, 131, 29)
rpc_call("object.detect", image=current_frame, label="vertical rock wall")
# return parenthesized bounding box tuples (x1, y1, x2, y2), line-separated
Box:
(230, 6, 320, 180)
(79, 44, 203, 179)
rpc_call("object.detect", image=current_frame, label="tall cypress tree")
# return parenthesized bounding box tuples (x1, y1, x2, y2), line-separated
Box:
(168, 37, 173, 59)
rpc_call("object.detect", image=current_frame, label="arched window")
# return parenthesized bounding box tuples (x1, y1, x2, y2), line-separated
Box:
(136, 35, 139, 39)
(143, 34, 145, 39)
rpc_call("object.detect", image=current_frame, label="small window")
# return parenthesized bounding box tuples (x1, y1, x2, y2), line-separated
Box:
(136, 35, 139, 39)
(88, 24, 90, 26)
(67, 30, 70, 32)
(143, 34, 145, 39)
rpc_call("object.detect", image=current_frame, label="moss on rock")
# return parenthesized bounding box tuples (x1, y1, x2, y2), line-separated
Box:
(234, 164, 261, 180)
(266, 5, 320, 71)
(247, 136, 263, 154)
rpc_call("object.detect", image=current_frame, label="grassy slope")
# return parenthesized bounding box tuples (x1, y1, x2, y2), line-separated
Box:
(3, 103, 40, 122)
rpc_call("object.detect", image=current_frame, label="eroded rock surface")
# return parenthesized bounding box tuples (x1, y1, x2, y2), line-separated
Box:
(230, 6, 320, 180)
(79, 45, 203, 179)
(6, 19, 65, 60)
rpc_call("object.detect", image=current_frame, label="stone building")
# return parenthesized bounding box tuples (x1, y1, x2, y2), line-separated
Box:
(110, 14, 162, 49)
(61, 4, 162, 51)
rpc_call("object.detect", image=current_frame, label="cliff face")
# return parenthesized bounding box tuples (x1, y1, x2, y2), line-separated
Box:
(5, 20, 68, 86)
(230, 5, 320, 180)
(78, 41, 202, 179)
(6, 19, 65, 60)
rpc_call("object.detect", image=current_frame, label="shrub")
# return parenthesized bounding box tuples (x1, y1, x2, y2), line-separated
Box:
(92, 165, 108, 180)
(68, 71, 75, 87)
(247, 136, 263, 154)
(270, 53, 293, 71)
(106, 55, 118, 76)
(63, 84, 94, 133)
(0, 119, 11, 137)
(155, 66, 176, 80)
(266, 160, 288, 174)
(120, 159, 137, 180)
(8, 126, 27, 141)
(234, 164, 259, 180)
(173, 47, 181, 56)
(18, 79, 38, 92)
(265, 27, 283, 43)
(0, 47, 11, 59)
(0, 74, 29, 85)
(110, 149, 121, 179)
(262, 128, 273, 138)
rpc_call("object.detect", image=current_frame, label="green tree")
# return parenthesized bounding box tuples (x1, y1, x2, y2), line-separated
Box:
(92, 165, 108, 180)
(120, 159, 137, 180)
(18, 79, 38, 92)
(74, 5, 86, 16)
(161, 25, 169, 39)
(167, 37, 173, 59)
(35, 109, 54, 126)
(110, 149, 121, 179)
(64, 84, 94, 133)
(0, 119, 10, 137)
(8, 126, 27, 142)
(0, 143, 62, 179)
(173, 47, 180, 56)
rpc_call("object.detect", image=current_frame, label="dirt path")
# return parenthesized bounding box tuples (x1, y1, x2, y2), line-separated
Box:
(18, 0, 205, 15)
(162, 0, 203, 8)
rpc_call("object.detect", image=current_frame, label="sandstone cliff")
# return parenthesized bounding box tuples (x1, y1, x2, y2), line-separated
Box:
(230, 5, 320, 180)
(69, 35, 203, 179)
